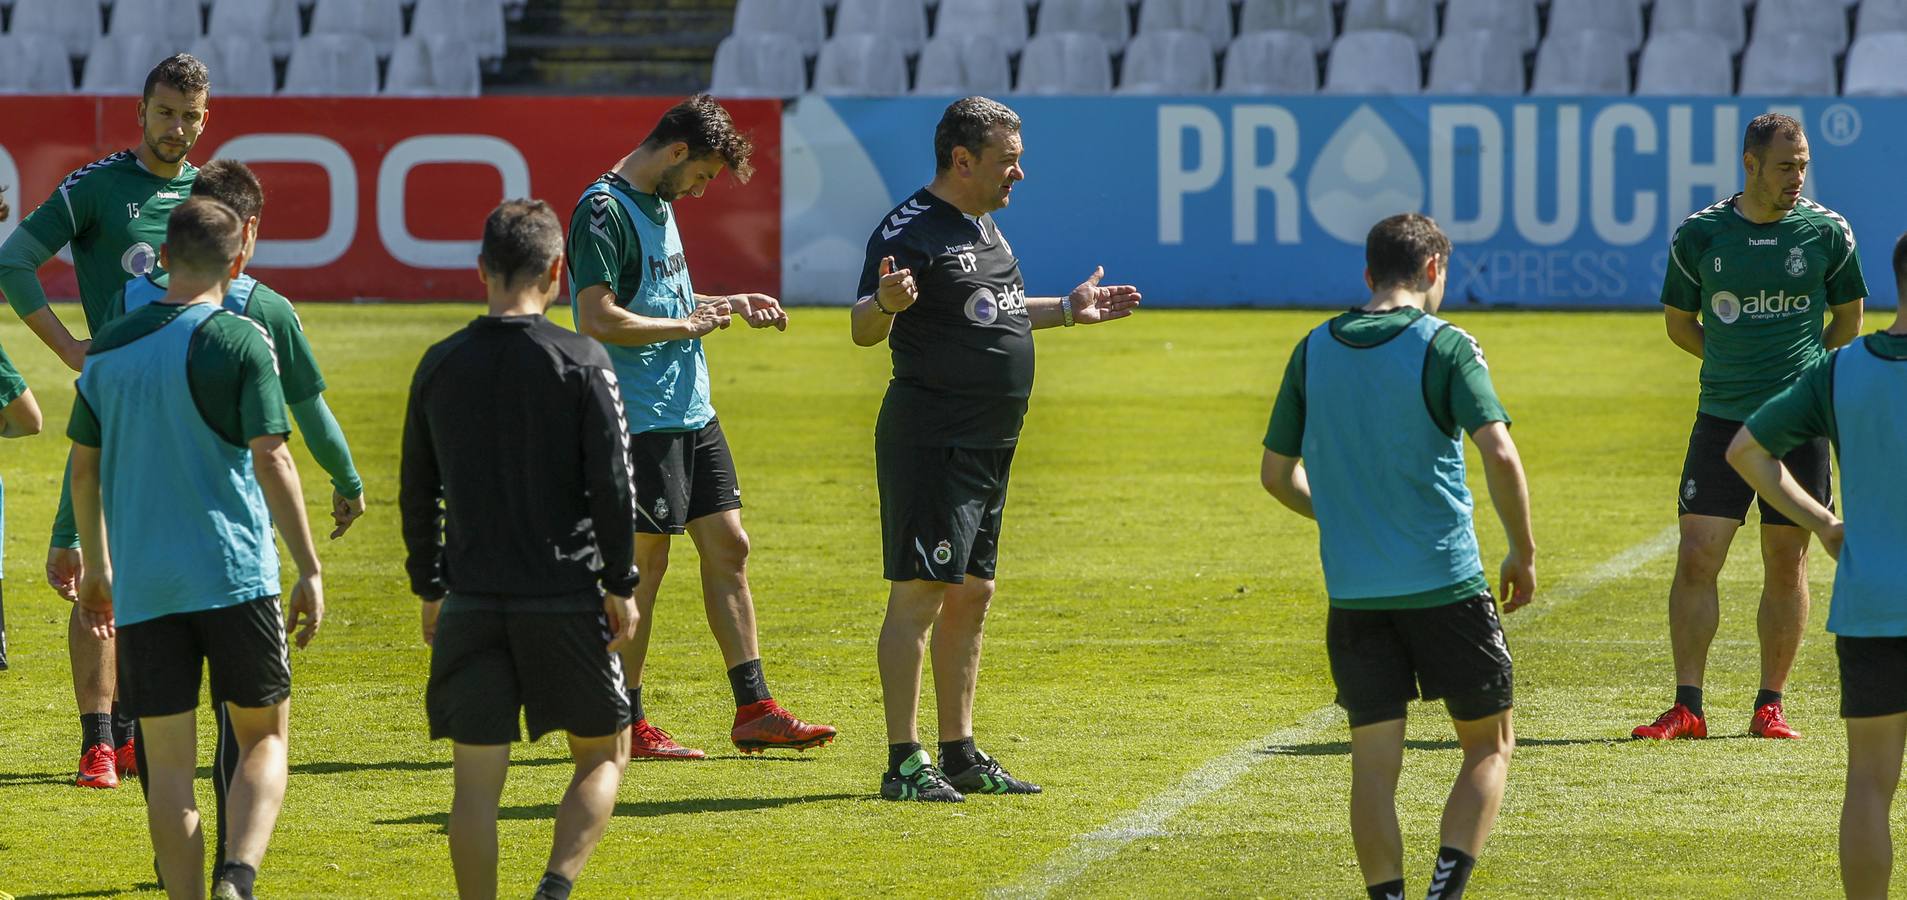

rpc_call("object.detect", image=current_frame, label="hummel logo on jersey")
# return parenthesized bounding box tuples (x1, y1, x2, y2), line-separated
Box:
(1747, 238, 1777, 246)
(59, 152, 129, 194)
(588, 193, 614, 243)
(881, 198, 931, 240)
(648, 251, 688, 282)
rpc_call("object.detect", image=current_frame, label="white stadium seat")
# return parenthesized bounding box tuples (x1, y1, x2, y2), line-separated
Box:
(1014, 31, 1112, 94)
(1544, 0, 1643, 54)
(1341, 0, 1437, 53)
(1136, 0, 1233, 54)
(281, 33, 381, 95)
(1324, 29, 1421, 93)
(81, 34, 170, 93)
(1440, 0, 1537, 54)
(1753, 0, 1850, 55)
(189, 34, 278, 95)
(731, 0, 826, 58)
(384, 35, 481, 96)
(812, 33, 909, 95)
(0, 33, 76, 92)
(1857, 0, 1907, 41)
(1037, 0, 1131, 52)
(1843, 32, 1907, 95)
(709, 32, 807, 97)
(936, 0, 1030, 54)
(9, 0, 104, 57)
(410, 0, 507, 62)
(309, 0, 406, 60)
(1223, 29, 1319, 93)
(1650, 0, 1747, 55)
(206, 0, 301, 59)
(1531, 29, 1632, 95)
(832, 0, 929, 57)
(106, 0, 203, 54)
(1429, 28, 1526, 94)
(913, 33, 1012, 95)
(1238, 0, 1334, 54)
(1635, 30, 1734, 95)
(1739, 32, 1838, 95)
(1118, 29, 1215, 93)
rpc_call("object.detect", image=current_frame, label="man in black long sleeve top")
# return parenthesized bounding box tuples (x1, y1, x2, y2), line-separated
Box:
(399, 199, 638, 900)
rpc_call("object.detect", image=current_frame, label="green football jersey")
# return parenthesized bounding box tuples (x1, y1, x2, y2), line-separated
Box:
(10, 151, 198, 333)
(1661, 194, 1867, 421)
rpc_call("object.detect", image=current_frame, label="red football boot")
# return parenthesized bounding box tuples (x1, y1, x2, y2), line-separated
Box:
(115, 736, 139, 779)
(1631, 703, 1707, 740)
(1749, 702, 1802, 739)
(630, 719, 706, 760)
(731, 699, 837, 753)
(76, 743, 120, 789)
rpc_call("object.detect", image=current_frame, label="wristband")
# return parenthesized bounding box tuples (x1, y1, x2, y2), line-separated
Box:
(873, 294, 897, 315)
(1061, 296, 1075, 327)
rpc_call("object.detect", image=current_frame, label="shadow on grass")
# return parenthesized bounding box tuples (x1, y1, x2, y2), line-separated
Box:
(376, 792, 860, 830)
(1261, 736, 1631, 756)
(287, 756, 572, 777)
(19, 887, 154, 899)
(0, 772, 78, 787)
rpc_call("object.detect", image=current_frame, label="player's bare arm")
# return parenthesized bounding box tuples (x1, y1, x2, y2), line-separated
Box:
(1027, 266, 1141, 330)
(1472, 421, 1537, 612)
(0, 185, 9, 222)
(252, 434, 324, 648)
(0, 388, 42, 438)
(851, 256, 916, 347)
(1826, 298, 1865, 349)
(1259, 450, 1313, 520)
(699, 291, 787, 331)
(574, 282, 729, 345)
(69, 444, 113, 639)
(1726, 427, 1843, 558)
(1664, 305, 1704, 359)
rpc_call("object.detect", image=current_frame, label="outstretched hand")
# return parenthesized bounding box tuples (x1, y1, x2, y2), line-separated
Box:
(1068, 266, 1141, 325)
(875, 256, 917, 314)
(730, 293, 789, 331)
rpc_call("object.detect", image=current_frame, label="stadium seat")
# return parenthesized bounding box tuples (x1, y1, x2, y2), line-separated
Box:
(1340, 0, 1438, 53)
(0, 33, 76, 92)
(1857, 0, 1907, 41)
(1650, 0, 1746, 55)
(832, 0, 928, 58)
(81, 33, 172, 93)
(1543, 0, 1643, 54)
(1014, 31, 1112, 94)
(309, 0, 405, 60)
(1439, 0, 1537, 54)
(1238, 0, 1334, 54)
(106, 0, 202, 53)
(913, 33, 1012, 94)
(189, 34, 278, 95)
(709, 32, 807, 97)
(9, 0, 103, 57)
(1428, 28, 1526, 93)
(1135, 0, 1232, 54)
(410, 0, 507, 62)
(1531, 29, 1631, 95)
(383, 35, 481, 96)
(1222, 29, 1318, 93)
(281, 33, 380, 95)
(1752, 0, 1850, 55)
(1635, 30, 1733, 95)
(206, 0, 300, 59)
(1739, 32, 1838, 95)
(731, 0, 826, 59)
(1036, 0, 1130, 52)
(812, 33, 909, 95)
(1843, 32, 1907, 95)
(1118, 29, 1215, 93)
(936, 0, 1030, 54)
(1323, 29, 1421, 93)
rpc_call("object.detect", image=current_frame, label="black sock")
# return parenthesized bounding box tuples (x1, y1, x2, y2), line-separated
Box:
(533, 871, 573, 900)
(1755, 689, 1783, 710)
(939, 737, 981, 774)
(1365, 879, 1405, 900)
(626, 684, 644, 723)
(1427, 847, 1476, 900)
(727, 658, 772, 706)
(1675, 685, 1705, 718)
(213, 861, 257, 898)
(111, 702, 136, 746)
(888, 742, 923, 774)
(81, 712, 112, 750)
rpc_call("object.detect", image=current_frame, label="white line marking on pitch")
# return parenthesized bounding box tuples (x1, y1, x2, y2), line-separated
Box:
(990, 525, 1680, 900)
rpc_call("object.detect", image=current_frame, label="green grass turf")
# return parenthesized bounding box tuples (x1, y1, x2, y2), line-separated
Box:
(0, 305, 1868, 897)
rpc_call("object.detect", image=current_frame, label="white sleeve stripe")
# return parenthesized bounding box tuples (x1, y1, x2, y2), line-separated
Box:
(1669, 240, 1701, 286)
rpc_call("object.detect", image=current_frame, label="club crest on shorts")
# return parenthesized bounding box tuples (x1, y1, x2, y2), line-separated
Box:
(653, 496, 670, 519)
(932, 540, 953, 565)
(1786, 246, 1807, 277)
(1683, 479, 1698, 501)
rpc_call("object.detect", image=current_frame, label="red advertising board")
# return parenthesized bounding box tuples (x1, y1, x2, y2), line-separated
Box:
(0, 96, 780, 300)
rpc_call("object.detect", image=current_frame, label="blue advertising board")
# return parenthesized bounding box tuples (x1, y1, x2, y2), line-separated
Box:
(781, 96, 1901, 308)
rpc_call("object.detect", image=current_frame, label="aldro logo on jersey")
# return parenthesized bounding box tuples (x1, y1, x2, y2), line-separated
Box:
(964, 283, 1028, 325)
(1709, 289, 1811, 325)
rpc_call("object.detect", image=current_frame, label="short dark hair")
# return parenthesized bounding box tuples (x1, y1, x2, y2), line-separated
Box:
(163, 197, 244, 277)
(1893, 230, 1907, 291)
(934, 96, 1021, 171)
(1744, 113, 1805, 159)
(190, 159, 263, 222)
(479, 199, 563, 288)
(641, 94, 754, 182)
(1365, 213, 1451, 290)
(143, 53, 209, 101)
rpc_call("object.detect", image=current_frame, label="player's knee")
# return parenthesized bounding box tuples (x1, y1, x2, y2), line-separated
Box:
(1674, 536, 1728, 582)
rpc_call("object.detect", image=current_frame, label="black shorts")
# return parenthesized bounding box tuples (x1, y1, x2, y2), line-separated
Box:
(1678, 412, 1832, 527)
(629, 418, 742, 534)
(1326, 593, 1515, 727)
(877, 442, 1014, 584)
(426, 598, 630, 743)
(116, 595, 291, 719)
(1837, 636, 1907, 719)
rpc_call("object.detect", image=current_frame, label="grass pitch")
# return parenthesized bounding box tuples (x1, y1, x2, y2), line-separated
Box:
(0, 305, 1867, 897)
